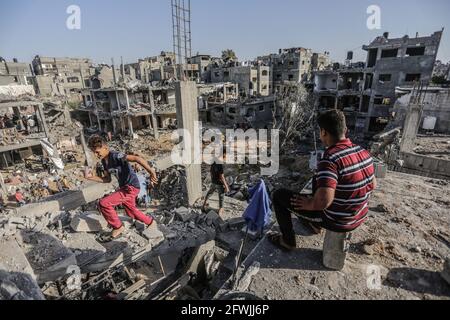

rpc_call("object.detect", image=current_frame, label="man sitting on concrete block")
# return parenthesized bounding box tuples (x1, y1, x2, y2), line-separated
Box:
(269, 110, 377, 252)
(85, 135, 159, 243)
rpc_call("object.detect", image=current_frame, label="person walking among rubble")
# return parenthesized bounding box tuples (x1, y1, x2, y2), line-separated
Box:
(85, 135, 159, 242)
(202, 146, 230, 216)
(27, 116, 36, 134)
(268, 110, 377, 251)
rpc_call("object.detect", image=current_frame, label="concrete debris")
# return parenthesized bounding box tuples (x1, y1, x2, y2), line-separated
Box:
(232, 261, 260, 292)
(16, 230, 77, 283)
(70, 211, 108, 232)
(142, 222, 165, 248)
(204, 250, 220, 280)
(205, 210, 222, 228)
(63, 232, 107, 266)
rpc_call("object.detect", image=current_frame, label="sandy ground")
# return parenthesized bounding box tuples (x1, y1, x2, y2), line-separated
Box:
(238, 171, 450, 300)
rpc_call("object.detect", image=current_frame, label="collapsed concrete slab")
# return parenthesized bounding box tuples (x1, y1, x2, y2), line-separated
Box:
(175, 206, 192, 222)
(0, 239, 45, 300)
(63, 233, 107, 267)
(142, 222, 165, 248)
(12, 182, 115, 218)
(70, 211, 108, 232)
(16, 230, 77, 284)
(81, 230, 150, 273)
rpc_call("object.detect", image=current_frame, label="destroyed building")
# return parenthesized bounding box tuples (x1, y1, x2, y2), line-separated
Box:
(210, 63, 270, 98)
(32, 56, 95, 95)
(258, 47, 314, 93)
(361, 30, 443, 133)
(124, 52, 177, 83)
(203, 96, 275, 129)
(313, 30, 443, 135)
(0, 100, 50, 168)
(79, 83, 177, 135)
(392, 86, 450, 134)
(0, 59, 33, 86)
(188, 54, 212, 83)
(311, 52, 332, 72)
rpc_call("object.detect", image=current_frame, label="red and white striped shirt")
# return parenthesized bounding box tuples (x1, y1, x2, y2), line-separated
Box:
(316, 139, 375, 231)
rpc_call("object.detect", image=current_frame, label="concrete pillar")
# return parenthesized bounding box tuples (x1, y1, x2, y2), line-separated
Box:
(175, 81, 202, 206)
(124, 90, 134, 138)
(37, 104, 50, 138)
(148, 89, 159, 139)
(0, 171, 7, 195)
(400, 103, 423, 152)
(80, 131, 94, 167)
(88, 112, 93, 127)
(112, 118, 117, 134)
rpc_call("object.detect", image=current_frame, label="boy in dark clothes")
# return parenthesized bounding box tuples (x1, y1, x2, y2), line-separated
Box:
(202, 150, 230, 216)
(86, 135, 158, 242)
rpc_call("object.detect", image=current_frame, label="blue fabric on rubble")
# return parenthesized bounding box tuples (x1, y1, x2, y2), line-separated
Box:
(243, 179, 272, 232)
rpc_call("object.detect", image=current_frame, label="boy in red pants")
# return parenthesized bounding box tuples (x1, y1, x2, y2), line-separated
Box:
(86, 135, 158, 242)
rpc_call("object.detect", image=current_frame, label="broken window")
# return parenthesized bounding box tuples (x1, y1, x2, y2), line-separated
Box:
(405, 73, 421, 82)
(381, 49, 398, 58)
(288, 74, 294, 81)
(246, 108, 255, 117)
(67, 77, 80, 83)
(406, 47, 425, 56)
(259, 105, 265, 112)
(373, 96, 384, 105)
(228, 107, 236, 114)
(276, 74, 282, 80)
(379, 74, 392, 82)
(262, 70, 268, 76)
(364, 73, 373, 90)
(361, 95, 370, 112)
(367, 49, 378, 67)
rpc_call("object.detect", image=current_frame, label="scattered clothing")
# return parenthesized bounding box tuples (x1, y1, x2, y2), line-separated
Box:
(243, 179, 272, 233)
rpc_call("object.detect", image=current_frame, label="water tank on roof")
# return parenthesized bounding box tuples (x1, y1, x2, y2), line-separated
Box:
(347, 51, 353, 61)
(422, 116, 437, 130)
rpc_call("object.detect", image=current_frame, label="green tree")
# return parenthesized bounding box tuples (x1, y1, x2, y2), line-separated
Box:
(221, 49, 237, 63)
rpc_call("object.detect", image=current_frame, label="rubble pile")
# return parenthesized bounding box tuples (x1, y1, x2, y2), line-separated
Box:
(108, 131, 175, 158)
(152, 166, 187, 210)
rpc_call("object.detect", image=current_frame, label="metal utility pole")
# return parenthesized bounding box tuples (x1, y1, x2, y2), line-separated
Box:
(171, 0, 192, 80)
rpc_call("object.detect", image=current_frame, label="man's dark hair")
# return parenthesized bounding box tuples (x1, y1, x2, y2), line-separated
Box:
(88, 135, 106, 150)
(317, 110, 347, 139)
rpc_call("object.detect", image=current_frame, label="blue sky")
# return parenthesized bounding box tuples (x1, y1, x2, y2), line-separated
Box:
(0, 0, 449, 64)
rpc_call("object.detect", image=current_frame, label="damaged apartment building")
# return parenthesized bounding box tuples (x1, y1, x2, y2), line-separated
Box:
(258, 48, 332, 93)
(0, 58, 34, 86)
(0, 100, 50, 168)
(124, 51, 200, 83)
(79, 83, 177, 136)
(314, 30, 443, 135)
(31, 56, 95, 96)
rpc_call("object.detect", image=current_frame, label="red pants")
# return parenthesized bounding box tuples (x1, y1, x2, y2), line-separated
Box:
(98, 185, 152, 230)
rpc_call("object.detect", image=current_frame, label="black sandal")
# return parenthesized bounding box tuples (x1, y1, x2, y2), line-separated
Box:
(267, 232, 295, 252)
